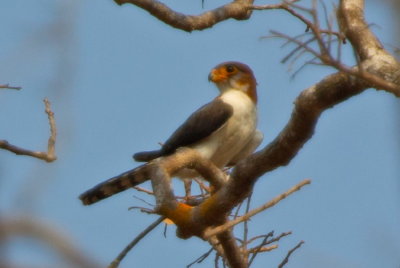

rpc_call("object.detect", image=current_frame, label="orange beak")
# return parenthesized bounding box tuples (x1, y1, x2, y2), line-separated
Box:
(208, 68, 228, 83)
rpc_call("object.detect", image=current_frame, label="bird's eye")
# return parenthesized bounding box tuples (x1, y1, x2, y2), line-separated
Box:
(226, 65, 235, 73)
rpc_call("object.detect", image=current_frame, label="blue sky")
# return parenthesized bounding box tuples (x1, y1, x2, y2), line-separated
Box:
(1, 0, 399, 267)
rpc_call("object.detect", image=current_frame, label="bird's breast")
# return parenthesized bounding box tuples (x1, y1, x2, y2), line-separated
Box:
(192, 90, 257, 167)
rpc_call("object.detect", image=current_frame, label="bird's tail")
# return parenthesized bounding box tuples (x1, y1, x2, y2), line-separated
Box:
(79, 165, 149, 205)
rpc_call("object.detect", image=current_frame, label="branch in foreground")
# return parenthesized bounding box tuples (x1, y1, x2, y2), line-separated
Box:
(0, 216, 100, 268)
(0, 98, 57, 162)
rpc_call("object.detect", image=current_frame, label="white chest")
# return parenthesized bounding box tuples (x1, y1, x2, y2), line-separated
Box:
(193, 90, 257, 167)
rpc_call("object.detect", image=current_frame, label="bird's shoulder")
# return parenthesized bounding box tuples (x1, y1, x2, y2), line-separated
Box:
(160, 98, 233, 154)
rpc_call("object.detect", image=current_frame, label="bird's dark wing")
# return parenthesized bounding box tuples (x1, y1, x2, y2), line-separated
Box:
(133, 98, 233, 162)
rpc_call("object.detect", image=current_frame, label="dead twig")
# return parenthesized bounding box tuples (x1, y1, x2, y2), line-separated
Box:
(203, 179, 311, 239)
(247, 244, 278, 254)
(0, 83, 21, 90)
(278, 240, 304, 268)
(0, 98, 57, 162)
(187, 247, 214, 268)
(108, 216, 165, 268)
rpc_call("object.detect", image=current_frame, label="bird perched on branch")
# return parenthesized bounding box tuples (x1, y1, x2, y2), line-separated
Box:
(80, 61, 263, 205)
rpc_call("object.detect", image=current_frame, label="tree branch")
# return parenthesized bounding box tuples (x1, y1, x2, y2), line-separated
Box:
(83, 0, 400, 266)
(0, 83, 21, 90)
(0, 98, 57, 162)
(0, 216, 100, 268)
(114, 0, 254, 32)
(216, 230, 247, 268)
(108, 216, 165, 268)
(278, 240, 304, 268)
(203, 179, 310, 239)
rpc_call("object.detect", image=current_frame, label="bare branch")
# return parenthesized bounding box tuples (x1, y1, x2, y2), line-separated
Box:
(278, 240, 304, 268)
(265, 231, 292, 245)
(0, 98, 57, 162)
(247, 233, 270, 267)
(0, 216, 100, 268)
(108, 216, 165, 268)
(81, 1, 400, 266)
(114, 0, 254, 32)
(133, 186, 154, 195)
(187, 247, 214, 268)
(248, 244, 278, 253)
(0, 83, 21, 90)
(246, 232, 274, 245)
(337, 0, 381, 60)
(44, 98, 57, 161)
(203, 179, 310, 239)
(264, 0, 400, 95)
(216, 230, 247, 268)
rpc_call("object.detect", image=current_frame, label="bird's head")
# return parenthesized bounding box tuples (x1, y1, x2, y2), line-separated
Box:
(208, 61, 257, 103)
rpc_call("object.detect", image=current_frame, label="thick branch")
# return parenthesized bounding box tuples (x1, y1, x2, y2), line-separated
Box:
(146, 148, 228, 238)
(115, 0, 254, 32)
(216, 230, 247, 268)
(337, 0, 400, 96)
(337, 0, 382, 61)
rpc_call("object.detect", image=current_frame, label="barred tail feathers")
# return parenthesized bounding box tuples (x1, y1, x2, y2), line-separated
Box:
(79, 166, 148, 205)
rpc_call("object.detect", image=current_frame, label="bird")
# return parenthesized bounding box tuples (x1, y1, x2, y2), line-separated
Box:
(79, 61, 263, 205)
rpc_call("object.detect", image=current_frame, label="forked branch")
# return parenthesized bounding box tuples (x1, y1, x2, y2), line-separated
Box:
(0, 98, 57, 162)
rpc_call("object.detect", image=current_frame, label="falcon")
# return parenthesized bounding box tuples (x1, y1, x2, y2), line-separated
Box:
(80, 61, 263, 205)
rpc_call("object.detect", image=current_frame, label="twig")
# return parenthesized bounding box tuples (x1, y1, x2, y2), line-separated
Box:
(131, 194, 154, 207)
(247, 233, 270, 267)
(246, 231, 274, 245)
(242, 193, 252, 249)
(163, 222, 168, 237)
(278, 240, 304, 268)
(128, 206, 156, 214)
(193, 177, 212, 193)
(214, 253, 220, 268)
(108, 216, 165, 268)
(266, 231, 292, 245)
(133, 186, 154, 195)
(261, 1, 400, 96)
(0, 83, 21, 90)
(44, 98, 57, 161)
(0, 98, 57, 162)
(187, 247, 214, 268)
(247, 244, 278, 253)
(203, 179, 311, 239)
